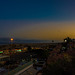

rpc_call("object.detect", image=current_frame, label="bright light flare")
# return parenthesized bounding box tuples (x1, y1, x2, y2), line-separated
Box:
(64, 40, 67, 42)
(11, 38, 14, 41)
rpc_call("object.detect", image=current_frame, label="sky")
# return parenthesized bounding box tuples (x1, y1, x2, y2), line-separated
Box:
(0, 0, 75, 40)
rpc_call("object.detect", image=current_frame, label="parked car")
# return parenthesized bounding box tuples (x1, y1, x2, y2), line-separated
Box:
(33, 61, 45, 70)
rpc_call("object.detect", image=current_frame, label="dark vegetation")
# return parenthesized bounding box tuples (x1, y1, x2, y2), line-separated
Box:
(41, 37, 75, 75)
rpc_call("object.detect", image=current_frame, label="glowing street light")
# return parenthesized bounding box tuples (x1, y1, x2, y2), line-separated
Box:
(64, 39, 67, 42)
(11, 38, 13, 41)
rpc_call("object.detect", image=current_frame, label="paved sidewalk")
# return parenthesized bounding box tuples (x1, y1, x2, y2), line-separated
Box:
(15, 64, 33, 75)
(20, 66, 37, 75)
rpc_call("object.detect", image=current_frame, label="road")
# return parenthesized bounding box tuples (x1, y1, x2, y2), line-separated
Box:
(20, 66, 37, 75)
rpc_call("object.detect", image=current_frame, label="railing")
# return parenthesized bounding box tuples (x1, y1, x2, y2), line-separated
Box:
(5, 61, 33, 75)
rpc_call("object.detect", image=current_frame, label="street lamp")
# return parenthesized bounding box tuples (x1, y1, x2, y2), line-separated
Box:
(11, 38, 13, 42)
(64, 39, 67, 42)
(10, 38, 14, 54)
(10, 38, 14, 49)
(8, 38, 14, 75)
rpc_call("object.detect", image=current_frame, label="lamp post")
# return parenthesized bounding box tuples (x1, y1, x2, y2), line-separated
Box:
(11, 38, 14, 42)
(11, 38, 14, 49)
(8, 38, 14, 75)
(10, 38, 14, 54)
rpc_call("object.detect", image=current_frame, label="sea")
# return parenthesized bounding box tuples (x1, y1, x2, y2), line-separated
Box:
(0, 38, 62, 45)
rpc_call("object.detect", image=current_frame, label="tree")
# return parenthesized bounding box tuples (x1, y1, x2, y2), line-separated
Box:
(52, 40, 54, 43)
(27, 46, 32, 52)
(64, 37, 72, 43)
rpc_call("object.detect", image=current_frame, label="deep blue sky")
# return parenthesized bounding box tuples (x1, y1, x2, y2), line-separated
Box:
(0, 0, 75, 20)
(0, 0, 75, 40)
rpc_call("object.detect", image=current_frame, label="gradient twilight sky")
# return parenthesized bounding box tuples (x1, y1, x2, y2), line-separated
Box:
(0, 0, 75, 40)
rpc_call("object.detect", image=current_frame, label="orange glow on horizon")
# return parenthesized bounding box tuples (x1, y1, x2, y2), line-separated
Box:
(11, 21, 75, 40)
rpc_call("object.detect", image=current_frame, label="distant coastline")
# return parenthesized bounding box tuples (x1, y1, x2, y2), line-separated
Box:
(0, 39, 62, 45)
